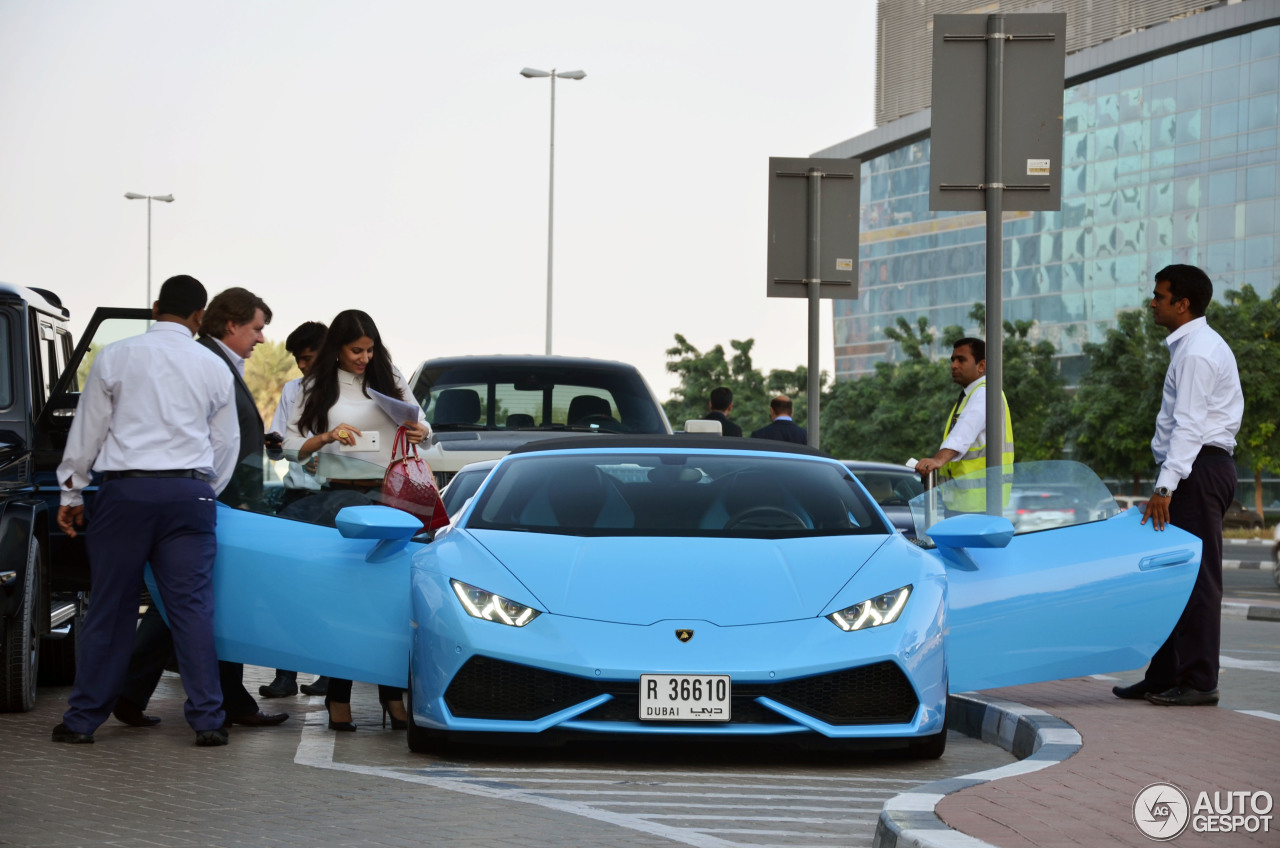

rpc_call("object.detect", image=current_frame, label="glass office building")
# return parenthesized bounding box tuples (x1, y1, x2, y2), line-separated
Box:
(823, 4, 1280, 382)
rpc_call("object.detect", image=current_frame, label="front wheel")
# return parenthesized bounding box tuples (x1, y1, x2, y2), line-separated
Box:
(1, 535, 41, 712)
(405, 668, 447, 754)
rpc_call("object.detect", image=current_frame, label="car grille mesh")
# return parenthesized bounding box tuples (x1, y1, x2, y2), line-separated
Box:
(445, 656, 918, 726)
(445, 656, 605, 720)
(767, 661, 918, 725)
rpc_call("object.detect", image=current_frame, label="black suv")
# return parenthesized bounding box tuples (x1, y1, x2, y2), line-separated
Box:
(0, 282, 150, 710)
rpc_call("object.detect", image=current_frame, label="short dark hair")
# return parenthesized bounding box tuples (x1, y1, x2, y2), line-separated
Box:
(156, 275, 206, 318)
(954, 337, 986, 363)
(285, 321, 327, 355)
(1156, 264, 1213, 317)
(709, 387, 733, 411)
(770, 395, 793, 415)
(199, 287, 273, 339)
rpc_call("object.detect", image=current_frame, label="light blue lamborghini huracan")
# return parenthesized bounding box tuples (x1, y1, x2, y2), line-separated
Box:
(193, 438, 1200, 758)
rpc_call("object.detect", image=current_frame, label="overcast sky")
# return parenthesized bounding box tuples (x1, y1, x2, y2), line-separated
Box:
(0, 0, 878, 398)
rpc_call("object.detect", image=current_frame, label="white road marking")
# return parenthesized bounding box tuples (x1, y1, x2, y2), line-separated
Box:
(1236, 710, 1280, 723)
(293, 702, 928, 847)
(1221, 654, 1280, 674)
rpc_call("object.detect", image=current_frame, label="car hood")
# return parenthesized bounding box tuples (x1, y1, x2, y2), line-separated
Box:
(467, 531, 889, 626)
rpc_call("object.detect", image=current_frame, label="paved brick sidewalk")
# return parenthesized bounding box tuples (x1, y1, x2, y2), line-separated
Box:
(934, 677, 1280, 847)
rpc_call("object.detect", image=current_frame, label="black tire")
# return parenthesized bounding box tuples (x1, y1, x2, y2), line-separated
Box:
(405, 669, 446, 754)
(1, 535, 41, 712)
(906, 703, 948, 760)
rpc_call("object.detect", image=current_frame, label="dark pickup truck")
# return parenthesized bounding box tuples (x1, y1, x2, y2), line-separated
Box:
(0, 282, 150, 710)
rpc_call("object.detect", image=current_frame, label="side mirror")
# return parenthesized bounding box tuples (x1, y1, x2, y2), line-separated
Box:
(335, 505, 423, 562)
(928, 513, 1015, 550)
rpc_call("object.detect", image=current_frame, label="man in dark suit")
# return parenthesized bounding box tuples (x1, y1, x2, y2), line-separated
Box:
(112, 287, 288, 730)
(703, 386, 743, 437)
(751, 395, 808, 444)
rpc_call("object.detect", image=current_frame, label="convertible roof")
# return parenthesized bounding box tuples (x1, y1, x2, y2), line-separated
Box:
(508, 434, 831, 458)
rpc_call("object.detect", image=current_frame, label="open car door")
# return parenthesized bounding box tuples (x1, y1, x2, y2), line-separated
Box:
(148, 454, 428, 688)
(913, 462, 1201, 693)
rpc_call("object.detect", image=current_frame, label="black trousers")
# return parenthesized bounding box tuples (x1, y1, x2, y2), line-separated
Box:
(1144, 450, 1236, 691)
(120, 604, 259, 718)
(63, 478, 224, 733)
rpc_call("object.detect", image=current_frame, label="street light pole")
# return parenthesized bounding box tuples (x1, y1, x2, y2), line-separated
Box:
(124, 192, 175, 307)
(520, 67, 585, 355)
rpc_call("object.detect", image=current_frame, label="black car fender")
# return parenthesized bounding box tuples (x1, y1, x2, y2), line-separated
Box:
(0, 499, 49, 633)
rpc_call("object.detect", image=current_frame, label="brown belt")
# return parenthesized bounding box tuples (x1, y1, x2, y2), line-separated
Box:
(326, 478, 381, 491)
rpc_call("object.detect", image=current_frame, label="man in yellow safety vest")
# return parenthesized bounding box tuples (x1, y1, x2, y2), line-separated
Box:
(914, 337, 1014, 513)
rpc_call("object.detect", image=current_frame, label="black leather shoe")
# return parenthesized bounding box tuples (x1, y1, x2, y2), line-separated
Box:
(300, 676, 330, 697)
(195, 728, 230, 746)
(1112, 680, 1163, 700)
(258, 675, 299, 698)
(113, 697, 162, 727)
(1146, 685, 1220, 706)
(52, 723, 94, 744)
(228, 710, 289, 727)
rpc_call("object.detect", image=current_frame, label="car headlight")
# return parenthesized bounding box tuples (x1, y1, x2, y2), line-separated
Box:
(826, 585, 912, 631)
(451, 579, 541, 627)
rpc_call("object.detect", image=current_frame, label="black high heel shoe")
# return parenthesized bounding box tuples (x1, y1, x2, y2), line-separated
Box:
(324, 696, 357, 732)
(379, 696, 408, 730)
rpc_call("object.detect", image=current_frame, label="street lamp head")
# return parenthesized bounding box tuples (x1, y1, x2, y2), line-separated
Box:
(556, 70, 586, 80)
(124, 192, 147, 200)
(520, 67, 551, 78)
(154, 194, 175, 203)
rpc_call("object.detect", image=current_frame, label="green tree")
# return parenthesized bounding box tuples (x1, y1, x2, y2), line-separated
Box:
(1064, 309, 1168, 493)
(245, 339, 300, 425)
(663, 335, 768, 433)
(1208, 284, 1280, 519)
(821, 316, 953, 462)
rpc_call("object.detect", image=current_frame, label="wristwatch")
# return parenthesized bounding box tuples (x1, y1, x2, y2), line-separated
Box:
(1153, 486, 1172, 498)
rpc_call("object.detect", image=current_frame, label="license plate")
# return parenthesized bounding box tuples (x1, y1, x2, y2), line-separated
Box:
(639, 674, 731, 721)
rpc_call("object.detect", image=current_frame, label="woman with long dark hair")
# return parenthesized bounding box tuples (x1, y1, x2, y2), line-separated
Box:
(283, 309, 427, 731)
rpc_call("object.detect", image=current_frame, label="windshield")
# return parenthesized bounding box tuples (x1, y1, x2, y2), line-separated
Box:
(909, 460, 1123, 543)
(467, 451, 889, 538)
(411, 362, 668, 434)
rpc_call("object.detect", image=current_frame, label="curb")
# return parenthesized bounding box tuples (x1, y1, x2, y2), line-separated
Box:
(872, 693, 1082, 848)
(1222, 601, 1280, 622)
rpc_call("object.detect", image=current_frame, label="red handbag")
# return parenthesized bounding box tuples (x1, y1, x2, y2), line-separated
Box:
(381, 426, 448, 531)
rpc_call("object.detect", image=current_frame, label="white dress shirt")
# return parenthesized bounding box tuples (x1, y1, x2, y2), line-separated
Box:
(269, 377, 302, 437)
(283, 366, 427, 479)
(1152, 316, 1243, 492)
(940, 380, 986, 456)
(56, 321, 240, 506)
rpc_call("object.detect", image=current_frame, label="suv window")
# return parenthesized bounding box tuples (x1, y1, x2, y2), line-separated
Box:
(0, 311, 11, 410)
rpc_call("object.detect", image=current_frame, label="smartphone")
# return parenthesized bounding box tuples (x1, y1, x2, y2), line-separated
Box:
(338, 429, 380, 453)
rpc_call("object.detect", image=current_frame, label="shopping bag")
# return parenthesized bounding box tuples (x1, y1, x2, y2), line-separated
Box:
(381, 425, 448, 531)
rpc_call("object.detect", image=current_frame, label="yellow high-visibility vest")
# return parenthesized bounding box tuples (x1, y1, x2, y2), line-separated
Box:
(941, 379, 1015, 512)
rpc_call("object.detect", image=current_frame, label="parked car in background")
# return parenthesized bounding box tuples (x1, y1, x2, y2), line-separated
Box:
(1113, 494, 1149, 512)
(1223, 499, 1264, 530)
(438, 458, 499, 519)
(409, 356, 672, 489)
(841, 460, 922, 538)
(1004, 489, 1083, 533)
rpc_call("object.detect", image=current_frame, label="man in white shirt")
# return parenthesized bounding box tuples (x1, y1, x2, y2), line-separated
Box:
(52, 275, 239, 747)
(112, 288, 290, 730)
(914, 338, 1014, 513)
(1115, 264, 1243, 707)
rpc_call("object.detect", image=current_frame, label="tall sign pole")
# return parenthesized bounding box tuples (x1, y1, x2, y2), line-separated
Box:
(766, 157, 860, 449)
(930, 13, 1065, 514)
